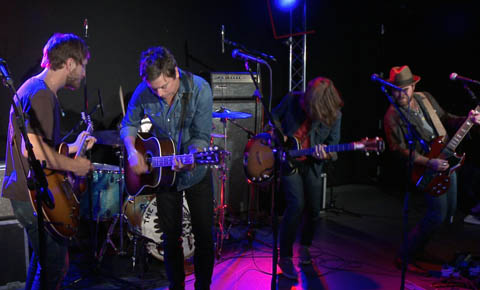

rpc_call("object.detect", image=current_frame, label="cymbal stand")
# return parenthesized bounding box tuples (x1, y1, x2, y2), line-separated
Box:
(225, 118, 260, 245)
(214, 117, 230, 259)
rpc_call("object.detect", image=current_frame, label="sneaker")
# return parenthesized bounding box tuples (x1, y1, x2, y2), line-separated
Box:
(464, 214, 480, 225)
(298, 246, 312, 265)
(278, 257, 298, 279)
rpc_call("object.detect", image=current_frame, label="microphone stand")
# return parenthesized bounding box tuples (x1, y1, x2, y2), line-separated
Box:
(378, 85, 428, 290)
(463, 83, 479, 104)
(2, 73, 51, 290)
(242, 59, 285, 290)
(60, 100, 101, 143)
(224, 37, 277, 63)
(83, 19, 89, 113)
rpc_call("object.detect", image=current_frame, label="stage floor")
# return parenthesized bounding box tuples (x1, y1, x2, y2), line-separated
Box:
(2, 183, 480, 290)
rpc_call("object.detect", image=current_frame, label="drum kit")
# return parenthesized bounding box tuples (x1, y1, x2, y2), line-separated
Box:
(81, 106, 254, 266)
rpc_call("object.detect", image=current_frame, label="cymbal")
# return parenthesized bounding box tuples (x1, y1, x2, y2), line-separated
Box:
(92, 130, 123, 146)
(212, 108, 252, 119)
(211, 133, 225, 138)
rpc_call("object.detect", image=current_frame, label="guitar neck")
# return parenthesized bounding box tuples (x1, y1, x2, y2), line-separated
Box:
(289, 142, 357, 157)
(151, 154, 194, 168)
(445, 105, 480, 152)
(75, 125, 93, 158)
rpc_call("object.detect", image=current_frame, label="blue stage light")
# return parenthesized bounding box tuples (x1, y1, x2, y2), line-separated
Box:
(275, 0, 298, 11)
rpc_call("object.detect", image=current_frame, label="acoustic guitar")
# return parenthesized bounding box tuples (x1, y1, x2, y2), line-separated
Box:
(125, 133, 228, 196)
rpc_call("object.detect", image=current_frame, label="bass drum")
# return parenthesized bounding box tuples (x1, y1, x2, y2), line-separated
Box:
(123, 193, 195, 261)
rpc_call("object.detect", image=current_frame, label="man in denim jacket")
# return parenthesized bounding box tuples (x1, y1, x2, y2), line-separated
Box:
(120, 46, 213, 290)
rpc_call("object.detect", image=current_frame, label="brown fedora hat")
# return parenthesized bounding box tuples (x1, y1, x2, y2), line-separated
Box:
(388, 65, 421, 87)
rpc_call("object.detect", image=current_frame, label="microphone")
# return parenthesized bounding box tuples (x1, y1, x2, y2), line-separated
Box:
(97, 89, 104, 117)
(370, 74, 405, 91)
(0, 58, 13, 87)
(449, 73, 480, 85)
(232, 49, 267, 64)
(84, 19, 88, 38)
(221, 25, 225, 54)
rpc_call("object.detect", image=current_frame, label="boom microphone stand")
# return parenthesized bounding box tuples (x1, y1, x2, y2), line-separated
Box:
(1, 60, 52, 290)
(234, 52, 285, 290)
(373, 78, 428, 290)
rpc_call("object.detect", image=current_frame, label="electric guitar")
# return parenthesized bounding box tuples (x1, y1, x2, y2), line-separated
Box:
(412, 105, 480, 196)
(244, 134, 385, 183)
(125, 133, 228, 196)
(29, 113, 93, 240)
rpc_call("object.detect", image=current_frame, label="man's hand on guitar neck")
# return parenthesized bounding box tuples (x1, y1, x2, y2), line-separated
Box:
(313, 144, 330, 160)
(172, 145, 197, 172)
(468, 109, 480, 125)
(172, 156, 195, 172)
(69, 130, 96, 154)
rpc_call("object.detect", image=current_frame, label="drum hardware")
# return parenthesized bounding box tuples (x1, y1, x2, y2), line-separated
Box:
(212, 107, 252, 119)
(211, 107, 252, 259)
(81, 151, 127, 263)
(95, 150, 127, 261)
(212, 112, 228, 259)
(210, 133, 226, 139)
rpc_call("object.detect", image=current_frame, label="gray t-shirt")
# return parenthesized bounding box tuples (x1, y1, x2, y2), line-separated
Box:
(1, 77, 61, 201)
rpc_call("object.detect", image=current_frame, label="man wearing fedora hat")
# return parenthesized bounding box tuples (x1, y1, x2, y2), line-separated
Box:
(383, 65, 480, 274)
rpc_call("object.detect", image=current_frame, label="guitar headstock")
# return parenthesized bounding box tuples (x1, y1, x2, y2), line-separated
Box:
(81, 112, 94, 133)
(355, 137, 385, 156)
(195, 146, 230, 167)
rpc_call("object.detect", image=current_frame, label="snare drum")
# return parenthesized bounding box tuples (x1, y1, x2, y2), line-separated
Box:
(123, 193, 195, 261)
(80, 163, 124, 221)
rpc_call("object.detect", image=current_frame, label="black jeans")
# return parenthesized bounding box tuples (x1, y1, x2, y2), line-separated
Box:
(155, 173, 214, 290)
(403, 172, 457, 262)
(279, 163, 324, 258)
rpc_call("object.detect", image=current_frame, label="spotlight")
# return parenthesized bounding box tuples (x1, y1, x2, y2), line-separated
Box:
(275, 0, 298, 11)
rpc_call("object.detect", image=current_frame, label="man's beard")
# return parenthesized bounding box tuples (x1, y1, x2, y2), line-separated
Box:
(65, 74, 82, 90)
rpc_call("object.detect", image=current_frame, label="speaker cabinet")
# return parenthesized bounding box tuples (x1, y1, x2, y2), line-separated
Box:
(211, 100, 263, 215)
(0, 219, 29, 285)
(0, 163, 14, 220)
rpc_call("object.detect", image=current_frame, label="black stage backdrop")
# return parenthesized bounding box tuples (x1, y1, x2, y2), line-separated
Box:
(1, 0, 480, 195)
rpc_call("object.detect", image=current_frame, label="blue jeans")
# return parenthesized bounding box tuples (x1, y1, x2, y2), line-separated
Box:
(155, 172, 214, 290)
(404, 172, 457, 262)
(10, 199, 68, 290)
(279, 163, 324, 258)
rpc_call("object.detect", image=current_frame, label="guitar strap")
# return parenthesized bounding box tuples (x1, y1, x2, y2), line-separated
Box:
(416, 92, 447, 140)
(176, 71, 194, 153)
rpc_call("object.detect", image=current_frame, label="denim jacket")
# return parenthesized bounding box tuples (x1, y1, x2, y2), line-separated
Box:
(272, 93, 341, 176)
(120, 68, 213, 190)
